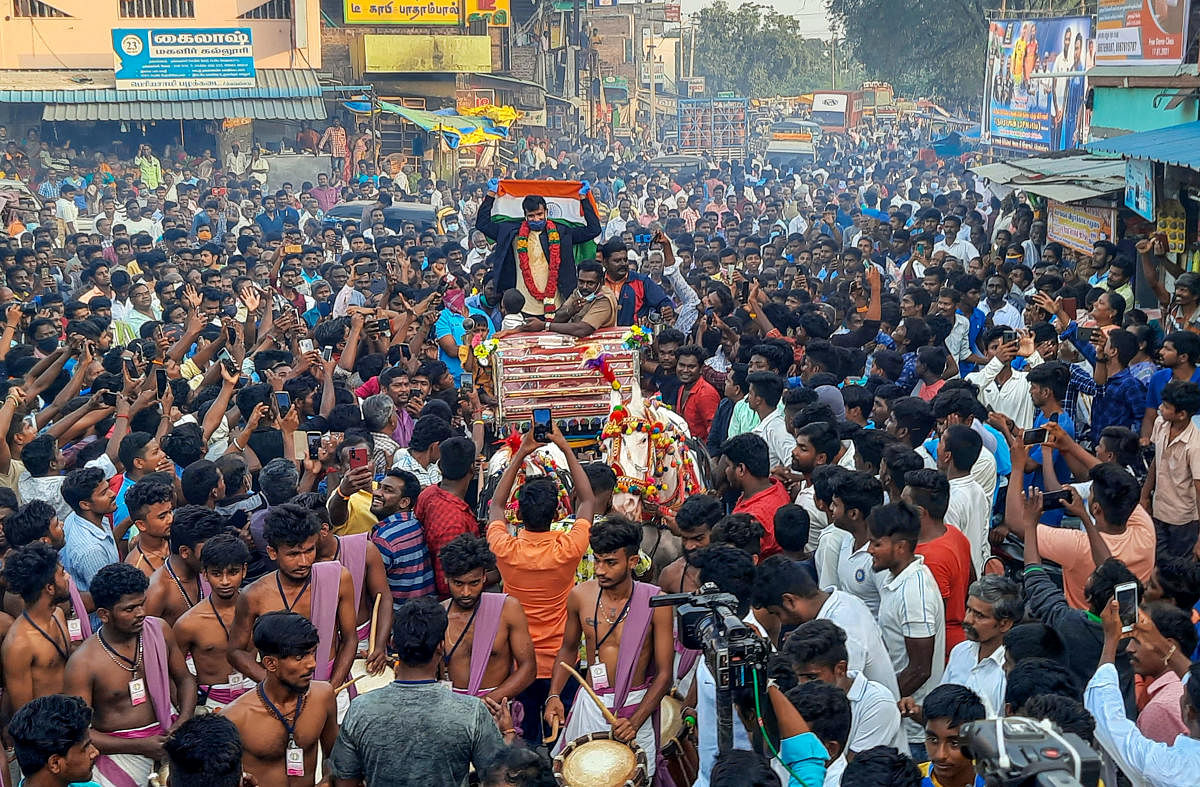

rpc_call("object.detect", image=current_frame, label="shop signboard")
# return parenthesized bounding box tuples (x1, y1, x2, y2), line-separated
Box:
(1047, 200, 1116, 254)
(113, 28, 255, 90)
(344, 0, 461, 25)
(981, 16, 1092, 152)
(464, 0, 509, 27)
(1125, 158, 1155, 221)
(1097, 0, 1191, 65)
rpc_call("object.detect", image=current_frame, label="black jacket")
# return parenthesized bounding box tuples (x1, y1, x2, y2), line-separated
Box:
(1023, 567, 1137, 718)
(474, 194, 602, 297)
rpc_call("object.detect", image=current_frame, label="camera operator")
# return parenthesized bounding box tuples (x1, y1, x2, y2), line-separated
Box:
(685, 543, 778, 787)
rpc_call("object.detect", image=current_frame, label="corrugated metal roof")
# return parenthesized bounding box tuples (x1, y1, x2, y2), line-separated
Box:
(1085, 121, 1200, 170)
(0, 68, 322, 104)
(969, 151, 1126, 202)
(42, 96, 326, 121)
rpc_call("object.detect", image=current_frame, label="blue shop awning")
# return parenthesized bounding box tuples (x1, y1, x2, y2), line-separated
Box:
(1085, 121, 1200, 171)
(0, 69, 326, 121)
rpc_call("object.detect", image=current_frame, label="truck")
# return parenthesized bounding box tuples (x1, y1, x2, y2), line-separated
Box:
(861, 81, 898, 122)
(762, 119, 822, 165)
(810, 90, 863, 133)
(677, 97, 750, 159)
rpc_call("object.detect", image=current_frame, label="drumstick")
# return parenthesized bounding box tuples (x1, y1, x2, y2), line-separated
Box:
(542, 716, 560, 744)
(336, 671, 362, 691)
(368, 593, 382, 651)
(559, 661, 618, 725)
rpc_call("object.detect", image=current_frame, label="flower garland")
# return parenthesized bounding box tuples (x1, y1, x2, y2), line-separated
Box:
(515, 220, 562, 304)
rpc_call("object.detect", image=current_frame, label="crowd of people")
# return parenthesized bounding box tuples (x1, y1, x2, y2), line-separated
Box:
(0, 115, 1193, 787)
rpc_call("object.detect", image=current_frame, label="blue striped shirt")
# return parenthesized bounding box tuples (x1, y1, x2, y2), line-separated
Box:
(370, 511, 434, 602)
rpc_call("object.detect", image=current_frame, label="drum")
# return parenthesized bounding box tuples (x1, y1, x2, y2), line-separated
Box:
(659, 692, 699, 786)
(553, 731, 648, 787)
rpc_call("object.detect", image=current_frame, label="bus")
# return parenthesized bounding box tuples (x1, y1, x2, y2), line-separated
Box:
(862, 81, 898, 122)
(763, 119, 822, 165)
(810, 91, 863, 133)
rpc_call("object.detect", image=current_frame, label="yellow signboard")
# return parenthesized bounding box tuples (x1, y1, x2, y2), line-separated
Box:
(344, 0, 460, 25)
(464, 0, 509, 26)
(771, 131, 812, 142)
(356, 34, 492, 73)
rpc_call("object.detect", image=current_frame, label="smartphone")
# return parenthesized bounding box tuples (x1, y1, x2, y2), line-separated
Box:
(461, 373, 474, 392)
(226, 326, 237, 345)
(1002, 330, 1018, 344)
(1041, 489, 1072, 510)
(291, 431, 308, 460)
(347, 446, 370, 470)
(321, 346, 334, 362)
(725, 264, 735, 281)
(155, 368, 168, 397)
(375, 318, 390, 334)
(273, 391, 291, 413)
(306, 431, 323, 460)
(221, 357, 238, 376)
(400, 343, 412, 360)
(1061, 297, 1077, 317)
(409, 387, 423, 399)
(1022, 427, 1048, 445)
(1078, 326, 1096, 343)
(1115, 581, 1139, 633)
(299, 339, 314, 354)
(437, 276, 452, 294)
(124, 357, 138, 379)
(532, 407, 552, 443)
(98, 391, 118, 407)
(285, 244, 303, 254)
(738, 281, 750, 300)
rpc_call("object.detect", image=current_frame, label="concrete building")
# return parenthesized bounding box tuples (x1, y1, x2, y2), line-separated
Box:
(0, 0, 325, 157)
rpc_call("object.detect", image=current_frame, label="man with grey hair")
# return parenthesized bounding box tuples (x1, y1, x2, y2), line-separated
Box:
(363, 393, 400, 474)
(940, 575, 1021, 714)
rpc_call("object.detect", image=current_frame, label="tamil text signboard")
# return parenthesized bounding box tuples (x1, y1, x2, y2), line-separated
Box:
(113, 28, 255, 90)
(982, 17, 1092, 152)
(1097, 0, 1190, 65)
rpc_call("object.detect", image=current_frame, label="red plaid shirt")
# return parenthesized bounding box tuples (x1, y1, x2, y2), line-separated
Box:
(414, 484, 479, 597)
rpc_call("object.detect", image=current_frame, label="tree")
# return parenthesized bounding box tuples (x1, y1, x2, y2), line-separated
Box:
(827, 0, 1069, 104)
(692, 1, 857, 97)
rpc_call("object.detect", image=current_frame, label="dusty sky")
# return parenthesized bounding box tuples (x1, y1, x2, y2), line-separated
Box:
(678, 0, 834, 39)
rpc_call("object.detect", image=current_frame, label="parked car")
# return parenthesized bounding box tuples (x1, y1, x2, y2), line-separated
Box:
(322, 200, 440, 233)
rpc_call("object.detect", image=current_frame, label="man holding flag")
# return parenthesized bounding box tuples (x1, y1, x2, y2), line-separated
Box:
(475, 179, 602, 319)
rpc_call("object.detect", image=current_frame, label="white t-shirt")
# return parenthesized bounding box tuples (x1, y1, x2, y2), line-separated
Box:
(835, 533, 885, 616)
(845, 670, 908, 753)
(877, 555, 945, 742)
(817, 589, 900, 700)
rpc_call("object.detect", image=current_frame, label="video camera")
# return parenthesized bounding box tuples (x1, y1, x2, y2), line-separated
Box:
(961, 716, 1101, 787)
(650, 583, 769, 692)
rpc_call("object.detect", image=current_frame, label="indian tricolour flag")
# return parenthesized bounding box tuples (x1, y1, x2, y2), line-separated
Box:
(492, 179, 600, 263)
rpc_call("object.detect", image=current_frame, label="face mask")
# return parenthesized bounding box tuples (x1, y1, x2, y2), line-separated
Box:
(446, 222, 459, 233)
(527, 220, 547, 232)
(35, 336, 59, 354)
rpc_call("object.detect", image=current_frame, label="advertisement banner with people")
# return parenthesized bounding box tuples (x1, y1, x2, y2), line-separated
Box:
(982, 17, 1093, 153)
(1097, 0, 1191, 65)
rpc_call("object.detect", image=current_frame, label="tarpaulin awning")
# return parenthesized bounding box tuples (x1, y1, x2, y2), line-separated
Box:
(1085, 121, 1200, 171)
(0, 69, 325, 122)
(343, 99, 509, 148)
(969, 150, 1126, 203)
